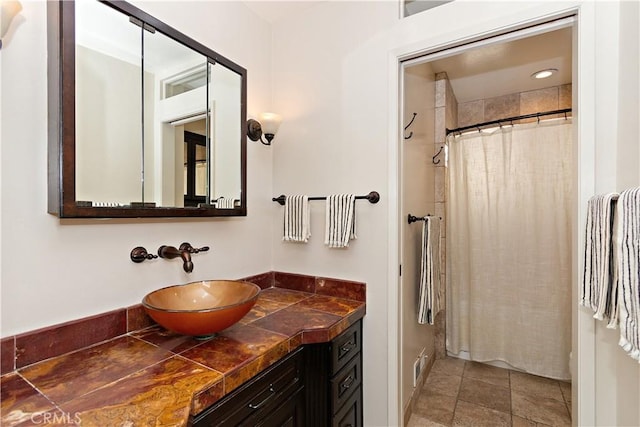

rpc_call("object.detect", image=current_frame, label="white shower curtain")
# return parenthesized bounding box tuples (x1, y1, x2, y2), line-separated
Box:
(446, 120, 572, 380)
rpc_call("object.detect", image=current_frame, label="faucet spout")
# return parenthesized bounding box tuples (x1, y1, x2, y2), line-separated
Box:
(158, 245, 193, 273)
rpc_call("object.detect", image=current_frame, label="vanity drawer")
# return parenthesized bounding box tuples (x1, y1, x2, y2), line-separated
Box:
(193, 347, 304, 426)
(331, 321, 361, 375)
(332, 385, 362, 427)
(330, 355, 361, 413)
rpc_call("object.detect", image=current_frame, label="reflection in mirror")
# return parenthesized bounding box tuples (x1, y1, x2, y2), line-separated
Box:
(208, 62, 242, 207)
(182, 122, 207, 207)
(144, 27, 208, 208)
(75, 0, 144, 206)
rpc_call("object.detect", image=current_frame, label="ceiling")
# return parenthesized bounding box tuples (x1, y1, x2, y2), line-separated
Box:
(425, 27, 573, 103)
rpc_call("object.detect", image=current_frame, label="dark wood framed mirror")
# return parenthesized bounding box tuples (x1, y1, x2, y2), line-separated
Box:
(47, 0, 247, 218)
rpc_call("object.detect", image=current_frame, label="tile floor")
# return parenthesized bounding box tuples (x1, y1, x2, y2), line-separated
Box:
(408, 357, 572, 427)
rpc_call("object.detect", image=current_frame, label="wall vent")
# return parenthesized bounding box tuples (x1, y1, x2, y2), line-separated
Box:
(413, 357, 421, 387)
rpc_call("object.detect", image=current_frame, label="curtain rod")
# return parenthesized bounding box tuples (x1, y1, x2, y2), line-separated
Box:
(272, 191, 380, 206)
(446, 108, 572, 136)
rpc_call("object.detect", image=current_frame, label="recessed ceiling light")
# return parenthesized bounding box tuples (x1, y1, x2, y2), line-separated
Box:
(531, 68, 558, 79)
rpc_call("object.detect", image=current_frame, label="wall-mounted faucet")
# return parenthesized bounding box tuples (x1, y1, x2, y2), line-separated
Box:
(130, 242, 209, 273)
(158, 242, 209, 273)
(158, 245, 193, 273)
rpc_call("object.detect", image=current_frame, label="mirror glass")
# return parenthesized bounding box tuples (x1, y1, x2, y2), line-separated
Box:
(75, 0, 143, 206)
(143, 24, 208, 208)
(208, 62, 242, 205)
(69, 0, 244, 213)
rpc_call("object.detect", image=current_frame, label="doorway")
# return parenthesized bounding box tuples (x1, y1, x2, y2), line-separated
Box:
(397, 17, 576, 424)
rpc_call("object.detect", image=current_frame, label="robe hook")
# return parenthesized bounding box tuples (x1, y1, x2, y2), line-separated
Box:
(404, 112, 417, 139)
(432, 146, 444, 165)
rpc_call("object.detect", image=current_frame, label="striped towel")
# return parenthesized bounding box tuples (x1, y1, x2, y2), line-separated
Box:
(581, 193, 619, 325)
(216, 197, 236, 209)
(324, 194, 356, 248)
(283, 195, 310, 243)
(418, 216, 442, 325)
(615, 187, 640, 361)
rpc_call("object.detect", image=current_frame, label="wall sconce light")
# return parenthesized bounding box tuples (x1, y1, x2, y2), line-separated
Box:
(0, 0, 23, 49)
(247, 112, 282, 145)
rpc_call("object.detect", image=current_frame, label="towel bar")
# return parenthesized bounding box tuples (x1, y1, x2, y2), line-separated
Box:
(408, 214, 441, 224)
(272, 191, 380, 206)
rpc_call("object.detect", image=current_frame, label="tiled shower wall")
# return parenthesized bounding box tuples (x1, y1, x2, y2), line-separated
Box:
(433, 72, 456, 359)
(433, 77, 572, 359)
(458, 84, 572, 128)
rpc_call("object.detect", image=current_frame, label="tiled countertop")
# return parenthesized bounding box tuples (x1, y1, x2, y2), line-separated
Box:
(1, 279, 365, 426)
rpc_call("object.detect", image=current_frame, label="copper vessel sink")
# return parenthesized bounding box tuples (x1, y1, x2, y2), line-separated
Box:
(142, 280, 260, 337)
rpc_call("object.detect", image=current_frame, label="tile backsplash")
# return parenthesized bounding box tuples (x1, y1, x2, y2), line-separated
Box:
(0, 271, 365, 374)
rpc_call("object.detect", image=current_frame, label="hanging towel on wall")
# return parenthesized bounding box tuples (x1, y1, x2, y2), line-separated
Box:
(418, 216, 442, 325)
(324, 194, 356, 248)
(283, 195, 311, 243)
(580, 192, 619, 325)
(615, 187, 640, 361)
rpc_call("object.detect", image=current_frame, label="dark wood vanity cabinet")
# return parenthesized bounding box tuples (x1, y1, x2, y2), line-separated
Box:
(304, 321, 363, 427)
(192, 321, 363, 427)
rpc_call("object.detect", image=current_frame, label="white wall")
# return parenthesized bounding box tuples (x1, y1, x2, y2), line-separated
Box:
(0, 0, 273, 336)
(271, 4, 398, 424)
(270, 1, 639, 425)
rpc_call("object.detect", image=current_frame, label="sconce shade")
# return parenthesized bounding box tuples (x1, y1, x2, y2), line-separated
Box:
(247, 112, 282, 146)
(0, 0, 22, 48)
(259, 112, 282, 136)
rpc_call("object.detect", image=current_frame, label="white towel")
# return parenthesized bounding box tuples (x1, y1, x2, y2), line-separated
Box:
(216, 197, 236, 209)
(615, 187, 640, 361)
(324, 194, 356, 248)
(418, 216, 442, 325)
(581, 193, 619, 324)
(283, 195, 310, 243)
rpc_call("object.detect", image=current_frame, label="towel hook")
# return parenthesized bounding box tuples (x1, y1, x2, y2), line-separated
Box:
(432, 146, 444, 165)
(404, 112, 417, 140)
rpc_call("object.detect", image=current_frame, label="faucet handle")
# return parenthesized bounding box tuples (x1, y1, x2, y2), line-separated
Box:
(179, 242, 210, 254)
(130, 246, 158, 263)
